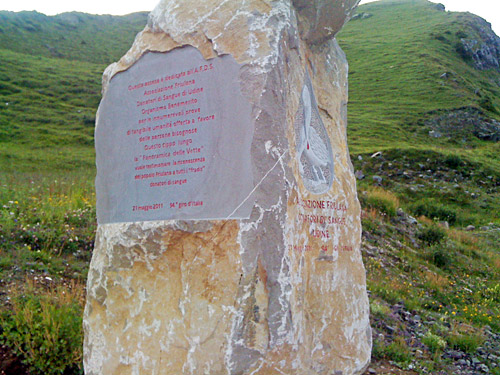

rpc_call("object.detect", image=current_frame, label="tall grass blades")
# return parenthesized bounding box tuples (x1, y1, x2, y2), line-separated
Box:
(361, 187, 400, 217)
(0, 280, 85, 375)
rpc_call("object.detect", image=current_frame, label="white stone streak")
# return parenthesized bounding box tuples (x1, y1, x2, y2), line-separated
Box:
(138, 318, 161, 338)
(248, 358, 265, 375)
(248, 32, 260, 58)
(183, 335, 200, 375)
(224, 304, 242, 375)
(273, 366, 288, 375)
(247, 1, 292, 69)
(227, 149, 288, 219)
(82, 327, 107, 374)
(150, 0, 230, 38)
(275, 256, 293, 345)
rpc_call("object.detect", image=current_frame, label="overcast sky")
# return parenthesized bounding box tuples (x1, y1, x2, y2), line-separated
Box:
(0, 0, 498, 34)
(361, 0, 499, 34)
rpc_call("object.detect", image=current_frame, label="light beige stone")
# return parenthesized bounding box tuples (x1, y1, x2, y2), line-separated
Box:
(85, 1, 371, 374)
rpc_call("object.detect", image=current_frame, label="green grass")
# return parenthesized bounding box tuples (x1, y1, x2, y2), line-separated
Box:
(364, 208, 500, 331)
(376, 337, 413, 364)
(0, 172, 96, 281)
(0, 11, 148, 65)
(0, 11, 145, 373)
(422, 331, 447, 356)
(0, 1, 499, 373)
(338, 0, 500, 170)
(353, 149, 500, 230)
(360, 187, 400, 217)
(0, 279, 85, 375)
(446, 323, 486, 353)
(0, 173, 94, 374)
(0, 48, 101, 171)
(0, 11, 146, 172)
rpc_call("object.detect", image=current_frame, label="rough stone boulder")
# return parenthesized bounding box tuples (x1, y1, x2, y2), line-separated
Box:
(457, 15, 500, 71)
(84, 0, 371, 374)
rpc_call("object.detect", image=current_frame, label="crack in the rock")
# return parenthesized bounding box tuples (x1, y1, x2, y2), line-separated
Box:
(318, 105, 334, 120)
(227, 149, 289, 219)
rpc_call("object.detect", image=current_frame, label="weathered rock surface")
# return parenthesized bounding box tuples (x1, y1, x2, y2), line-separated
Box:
(84, 1, 371, 374)
(457, 16, 500, 70)
(425, 107, 500, 142)
(292, 0, 359, 44)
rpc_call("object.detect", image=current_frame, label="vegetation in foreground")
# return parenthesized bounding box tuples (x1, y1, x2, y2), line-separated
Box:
(1, 160, 498, 374)
(0, 173, 95, 374)
(355, 152, 499, 374)
(0, 0, 499, 374)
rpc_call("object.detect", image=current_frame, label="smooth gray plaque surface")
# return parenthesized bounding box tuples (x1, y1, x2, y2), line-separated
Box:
(95, 47, 254, 224)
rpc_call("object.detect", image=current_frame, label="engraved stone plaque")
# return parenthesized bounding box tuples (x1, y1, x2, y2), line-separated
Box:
(294, 73, 334, 194)
(95, 47, 254, 224)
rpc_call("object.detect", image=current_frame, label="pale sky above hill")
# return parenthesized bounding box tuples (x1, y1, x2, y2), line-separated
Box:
(0, 0, 498, 34)
(361, 0, 499, 34)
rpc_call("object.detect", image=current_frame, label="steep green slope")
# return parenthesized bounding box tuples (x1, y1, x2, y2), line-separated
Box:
(338, 0, 500, 169)
(336, 0, 500, 236)
(0, 12, 147, 172)
(336, 3, 500, 372)
(0, 48, 101, 171)
(0, 11, 148, 64)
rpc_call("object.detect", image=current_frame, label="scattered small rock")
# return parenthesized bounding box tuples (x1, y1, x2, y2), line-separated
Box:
(449, 350, 464, 360)
(385, 325, 396, 334)
(466, 225, 476, 231)
(372, 175, 383, 184)
(438, 221, 449, 229)
(426, 107, 500, 142)
(478, 364, 489, 373)
(434, 3, 445, 11)
(351, 12, 373, 20)
(355, 170, 365, 180)
(429, 130, 442, 138)
(407, 215, 418, 225)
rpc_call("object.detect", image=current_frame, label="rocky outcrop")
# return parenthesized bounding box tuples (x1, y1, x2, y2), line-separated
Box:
(84, 1, 371, 374)
(457, 16, 500, 70)
(425, 107, 500, 142)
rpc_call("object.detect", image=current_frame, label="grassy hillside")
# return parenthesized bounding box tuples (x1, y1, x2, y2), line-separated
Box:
(0, 2, 499, 374)
(338, 0, 500, 169)
(0, 11, 147, 172)
(337, 0, 500, 264)
(0, 11, 148, 64)
(336, 2, 500, 373)
(0, 49, 100, 171)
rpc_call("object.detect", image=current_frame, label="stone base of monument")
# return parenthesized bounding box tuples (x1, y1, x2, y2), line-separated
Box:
(84, 1, 371, 374)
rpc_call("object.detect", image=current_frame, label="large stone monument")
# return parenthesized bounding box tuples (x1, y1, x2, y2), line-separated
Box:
(84, 0, 371, 374)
